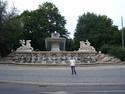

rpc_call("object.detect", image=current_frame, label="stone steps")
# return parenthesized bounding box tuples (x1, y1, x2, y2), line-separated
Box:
(96, 54, 121, 64)
(0, 52, 123, 64)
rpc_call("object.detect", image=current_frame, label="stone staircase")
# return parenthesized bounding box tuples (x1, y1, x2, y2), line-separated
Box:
(95, 53, 122, 64)
(0, 52, 123, 64)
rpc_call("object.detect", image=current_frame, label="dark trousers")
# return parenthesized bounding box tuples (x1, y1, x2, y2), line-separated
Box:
(71, 66, 77, 75)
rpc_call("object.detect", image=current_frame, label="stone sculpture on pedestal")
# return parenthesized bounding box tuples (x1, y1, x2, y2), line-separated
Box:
(16, 40, 33, 52)
(78, 40, 96, 53)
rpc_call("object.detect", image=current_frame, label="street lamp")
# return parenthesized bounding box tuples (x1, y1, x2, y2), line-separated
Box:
(121, 16, 124, 48)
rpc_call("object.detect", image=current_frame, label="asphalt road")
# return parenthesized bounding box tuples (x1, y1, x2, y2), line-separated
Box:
(0, 64, 125, 94)
(0, 82, 125, 94)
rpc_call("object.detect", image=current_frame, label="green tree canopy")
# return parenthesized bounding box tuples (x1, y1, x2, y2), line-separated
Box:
(74, 12, 120, 51)
(20, 2, 68, 51)
(0, 0, 23, 57)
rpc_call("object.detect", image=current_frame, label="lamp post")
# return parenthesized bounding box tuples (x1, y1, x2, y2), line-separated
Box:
(121, 16, 124, 48)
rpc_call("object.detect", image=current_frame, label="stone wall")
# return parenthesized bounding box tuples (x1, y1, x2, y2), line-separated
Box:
(13, 51, 97, 64)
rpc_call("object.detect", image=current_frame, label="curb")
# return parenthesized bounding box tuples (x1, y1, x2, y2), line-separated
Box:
(0, 62, 125, 67)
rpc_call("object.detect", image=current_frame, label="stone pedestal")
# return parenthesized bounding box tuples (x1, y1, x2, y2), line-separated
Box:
(13, 51, 97, 64)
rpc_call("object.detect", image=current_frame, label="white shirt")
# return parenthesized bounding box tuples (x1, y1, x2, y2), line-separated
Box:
(70, 59, 75, 66)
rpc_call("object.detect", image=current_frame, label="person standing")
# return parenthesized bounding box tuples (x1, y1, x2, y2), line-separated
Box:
(70, 58, 77, 75)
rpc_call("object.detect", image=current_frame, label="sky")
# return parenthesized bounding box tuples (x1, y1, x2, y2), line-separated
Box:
(6, 0, 125, 38)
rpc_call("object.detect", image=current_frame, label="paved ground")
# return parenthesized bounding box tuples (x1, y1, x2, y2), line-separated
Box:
(0, 64, 125, 85)
(0, 82, 125, 94)
(0, 64, 125, 94)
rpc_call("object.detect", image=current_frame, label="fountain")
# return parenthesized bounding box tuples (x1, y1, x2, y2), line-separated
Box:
(45, 31, 66, 51)
(13, 33, 98, 65)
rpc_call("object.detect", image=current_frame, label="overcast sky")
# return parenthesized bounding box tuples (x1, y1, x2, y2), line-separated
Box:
(7, 0, 125, 38)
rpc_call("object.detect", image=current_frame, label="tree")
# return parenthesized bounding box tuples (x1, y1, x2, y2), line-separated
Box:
(0, 0, 6, 31)
(20, 2, 68, 51)
(74, 12, 119, 51)
(65, 38, 74, 51)
(0, 0, 23, 56)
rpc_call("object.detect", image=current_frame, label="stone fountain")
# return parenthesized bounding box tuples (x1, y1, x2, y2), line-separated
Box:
(45, 31, 66, 51)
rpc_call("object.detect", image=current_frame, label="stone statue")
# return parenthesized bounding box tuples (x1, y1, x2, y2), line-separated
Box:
(19, 40, 25, 47)
(52, 31, 60, 38)
(85, 40, 90, 46)
(16, 40, 33, 52)
(80, 41, 86, 48)
(26, 40, 31, 48)
(78, 40, 96, 53)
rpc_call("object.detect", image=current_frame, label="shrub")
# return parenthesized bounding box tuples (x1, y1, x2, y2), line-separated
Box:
(100, 44, 111, 53)
(109, 46, 125, 61)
